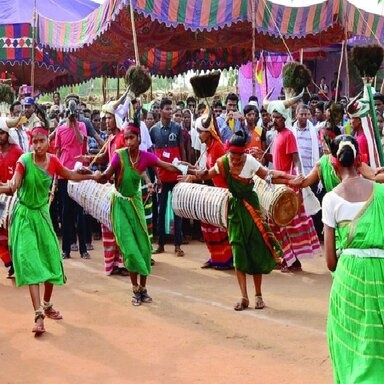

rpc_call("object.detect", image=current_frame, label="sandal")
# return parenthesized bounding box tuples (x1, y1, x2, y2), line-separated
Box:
(32, 308, 46, 335)
(175, 247, 185, 257)
(255, 295, 265, 310)
(234, 297, 249, 311)
(201, 261, 212, 269)
(43, 301, 63, 320)
(131, 286, 142, 306)
(140, 286, 153, 303)
(153, 246, 165, 254)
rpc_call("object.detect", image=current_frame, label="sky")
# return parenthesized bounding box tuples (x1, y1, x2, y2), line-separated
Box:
(93, 0, 384, 16)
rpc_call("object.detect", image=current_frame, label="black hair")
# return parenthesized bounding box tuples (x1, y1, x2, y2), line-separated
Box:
(310, 94, 319, 102)
(10, 100, 21, 113)
(373, 93, 384, 103)
(141, 108, 148, 120)
(248, 95, 258, 103)
(197, 102, 206, 111)
(229, 130, 247, 148)
(91, 110, 100, 120)
(225, 92, 239, 104)
(243, 104, 258, 116)
(160, 98, 173, 110)
(176, 100, 185, 108)
(186, 96, 196, 104)
(330, 134, 359, 167)
(213, 101, 223, 109)
(315, 101, 325, 113)
(260, 107, 268, 114)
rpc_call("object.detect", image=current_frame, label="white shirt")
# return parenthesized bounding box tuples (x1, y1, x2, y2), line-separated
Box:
(139, 121, 153, 151)
(9, 127, 29, 152)
(322, 191, 365, 228)
(214, 154, 261, 178)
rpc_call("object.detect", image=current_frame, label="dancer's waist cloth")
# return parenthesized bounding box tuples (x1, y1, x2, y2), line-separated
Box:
(340, 248, 384, 258)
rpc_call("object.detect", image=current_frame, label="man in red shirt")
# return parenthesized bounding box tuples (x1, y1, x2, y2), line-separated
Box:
(0, 118, 23, 277)
(269, 108, 321, 272)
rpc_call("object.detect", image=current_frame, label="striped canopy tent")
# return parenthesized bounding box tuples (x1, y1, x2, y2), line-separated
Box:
(0, 0, 99, 92)
(38, 0, 384, 79)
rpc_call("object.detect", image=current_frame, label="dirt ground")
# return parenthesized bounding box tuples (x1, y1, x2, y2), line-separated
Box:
(0, 240, 333, 384)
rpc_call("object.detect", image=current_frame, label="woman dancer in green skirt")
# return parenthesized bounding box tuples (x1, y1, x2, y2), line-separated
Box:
(0, 126, 99, 335)
(190, 131, 292, 310)
(96, 120, 181, 306)
(322, 135, 384, 383)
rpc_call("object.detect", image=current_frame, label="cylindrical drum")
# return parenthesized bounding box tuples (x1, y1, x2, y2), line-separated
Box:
(253, 177, 299, 227)
(67, 180, 114, 230)
(171, 183, 230, 229)
(0, 193, 17, 229)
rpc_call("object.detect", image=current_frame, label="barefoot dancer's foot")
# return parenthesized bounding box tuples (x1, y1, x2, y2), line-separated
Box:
(234, 297, 249, 311)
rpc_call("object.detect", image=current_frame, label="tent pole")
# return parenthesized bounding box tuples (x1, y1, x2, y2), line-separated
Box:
(335, 41, 345, 102)
(343, 12, 350, 99)
(129, 0, 140, 66)
(251, 0, 256, 95)
(31, 0, 37, 95)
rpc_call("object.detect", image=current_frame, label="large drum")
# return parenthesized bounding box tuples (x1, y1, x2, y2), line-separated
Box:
(171, 183, 230, 229)
(253, 177, 299, 227)
(67, 180, 114, 230)
(0, 193, 17, 229)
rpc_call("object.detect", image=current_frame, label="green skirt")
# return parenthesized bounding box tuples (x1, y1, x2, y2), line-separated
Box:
(228, 198, 277, 275)
(10, 203, 65, 287)
(327, 255, 384, 383)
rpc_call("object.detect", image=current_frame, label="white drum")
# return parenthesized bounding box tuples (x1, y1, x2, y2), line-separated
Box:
(171, 183, 230, 228)
(0, 193, 17, 229)
(67, 180, 114, 230)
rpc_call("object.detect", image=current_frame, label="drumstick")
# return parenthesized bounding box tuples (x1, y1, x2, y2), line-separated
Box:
(89, 137, 110, 168)
(260, 142, 273, 161)
(48, 176, 56, 205)
(194, 148, 207, 168)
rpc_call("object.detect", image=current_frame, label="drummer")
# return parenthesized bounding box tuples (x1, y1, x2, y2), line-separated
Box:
(0, 116, 23, 278)
(267, 105, 321, 272)
(187, 131, 293, 311)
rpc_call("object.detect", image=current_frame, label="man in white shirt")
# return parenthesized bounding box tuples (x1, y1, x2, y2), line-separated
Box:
(292, 103, 324, 241)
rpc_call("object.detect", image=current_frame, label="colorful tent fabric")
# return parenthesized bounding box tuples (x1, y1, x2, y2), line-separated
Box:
(0, 0, 99, 91)
(39, 0, 384, 51)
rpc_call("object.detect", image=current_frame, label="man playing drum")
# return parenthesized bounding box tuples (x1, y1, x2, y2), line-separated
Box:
(268, 106, 321, 272)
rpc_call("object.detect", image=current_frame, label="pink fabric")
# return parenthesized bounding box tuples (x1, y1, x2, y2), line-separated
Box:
(55, 122, 87, 171)
(355, 131, 369, 164)
(272, 128, 298, 173)
(111, 150, 158, 174)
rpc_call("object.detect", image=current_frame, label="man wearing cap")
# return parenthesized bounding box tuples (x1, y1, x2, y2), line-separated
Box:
(0, 117, 23, 277)
(22, 96, 40, 130)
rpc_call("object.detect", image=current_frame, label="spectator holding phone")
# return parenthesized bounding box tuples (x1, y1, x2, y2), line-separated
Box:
(217, 93, 243, 143)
